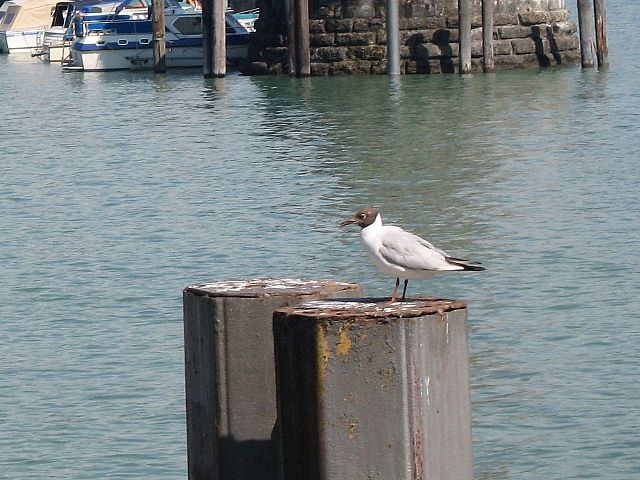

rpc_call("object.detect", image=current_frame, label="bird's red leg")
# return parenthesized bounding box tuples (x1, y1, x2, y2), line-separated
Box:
(401, 279, 409, 301)
(390, 277, 400, 303)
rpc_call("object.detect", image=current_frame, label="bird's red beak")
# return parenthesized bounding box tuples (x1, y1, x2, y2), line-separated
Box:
(339, 218, 356, 227)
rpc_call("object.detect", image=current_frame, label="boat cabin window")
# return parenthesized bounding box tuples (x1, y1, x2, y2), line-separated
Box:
(0, 6, 18, 29)
(50, 2, 71, 28)
(172, 15, 201, 35)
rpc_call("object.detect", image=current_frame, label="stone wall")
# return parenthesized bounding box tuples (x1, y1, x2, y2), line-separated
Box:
(240, 0, 580, 75)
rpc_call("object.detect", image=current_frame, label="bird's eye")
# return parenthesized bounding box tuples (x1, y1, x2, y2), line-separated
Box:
(358, 213, 366, 219)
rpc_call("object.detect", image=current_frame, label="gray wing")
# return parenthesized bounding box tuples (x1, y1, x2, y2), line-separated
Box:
(378, 227, 454, 271)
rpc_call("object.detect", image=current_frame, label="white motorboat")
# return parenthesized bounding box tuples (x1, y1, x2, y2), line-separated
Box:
(66, 0, 252, 71)
(0, 0, 72, 53)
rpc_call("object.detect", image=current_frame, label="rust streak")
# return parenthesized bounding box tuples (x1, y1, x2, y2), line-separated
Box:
(335, 325, 353, 358)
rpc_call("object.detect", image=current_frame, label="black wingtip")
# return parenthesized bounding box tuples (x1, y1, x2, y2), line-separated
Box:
(446, 257, 486, 271)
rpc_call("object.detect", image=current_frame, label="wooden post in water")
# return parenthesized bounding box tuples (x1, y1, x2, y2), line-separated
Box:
(152, 0, 166, 73)
(593, 0, 608, 68)
(458, 0, 472, 73)
(285, 0, 296, 75)
(274, 298, 474, 480)
(202, 0, 226, 78)
(482, 0, 494, 72)
(386, 0, 400, 75)
(286, 0, 310, 76)
(294, 0, 310, 76)
(183, 279, 361, 480)
(577, 0, 597, 68)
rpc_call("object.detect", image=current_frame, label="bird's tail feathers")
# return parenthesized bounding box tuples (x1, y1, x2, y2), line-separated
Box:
(446, 257, 486, 271)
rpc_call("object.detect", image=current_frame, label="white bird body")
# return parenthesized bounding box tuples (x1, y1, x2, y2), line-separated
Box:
(340, 207, 484, 302)
(360, 214, 463, 280)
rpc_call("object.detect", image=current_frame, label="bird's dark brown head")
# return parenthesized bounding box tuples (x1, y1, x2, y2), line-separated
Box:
(339, 207, 379, 228)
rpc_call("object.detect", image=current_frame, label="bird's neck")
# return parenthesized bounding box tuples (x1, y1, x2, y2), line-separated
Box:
(362, 214, 383, 231)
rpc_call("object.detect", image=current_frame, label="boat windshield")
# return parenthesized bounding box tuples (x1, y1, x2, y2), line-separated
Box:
(116, 0, 181, 9)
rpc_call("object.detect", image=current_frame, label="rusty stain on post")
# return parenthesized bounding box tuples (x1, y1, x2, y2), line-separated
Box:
(274, 297, 473, 480)
(336, 326, 353, 357)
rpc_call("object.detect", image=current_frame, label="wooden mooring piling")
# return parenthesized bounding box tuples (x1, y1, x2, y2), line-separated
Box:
(152, 0, 166, 73)
(202, 0, 226, 77)
(184, 280, 475, 479)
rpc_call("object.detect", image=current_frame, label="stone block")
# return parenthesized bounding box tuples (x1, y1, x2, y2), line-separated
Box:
(470, 27, 483, 42)
(402, 30, 436, 47)
(433, 28, 458, 44)
(557, 49, 582, 64)
(493, 13, 519, 26)
(493, 40, 513, 55)
(444, 42, 459, 58)
(311, 62, 330, 76)
(413, 42, 442, 59)
(267, 62, 285, 75)
(511, 38, 536, 54)
(402, 16, 446, 30)
(471, 14, 483, 28)
(239, 61, 268, 75)
(312, 46, 348, 62)
(551, 21, 577, 35)
(498, 25, 532, 39)
(335, 32, 376, 46)
(348, 45, 387, 61)
(400, 45, 411, 58)
(376, 30, 386, 44)
(325, 19, 353, 33)
(551, 34, 579, 51)
(519, 11, 550, 26)
(471, 39, 483, 58)
(309, 20, 325, 34)
(446, 16, 458, 28)
(405, 2, 439, 18)
(330, 60, 373, 75)
(548, 10, 570, 23)
(371, 60, 387, 74)
(310, 33, 335, 47)
(255, 32, 286, 47)
(494, 53, 525, 68)
(316, 5, 339, 19)
(344, 3, 376, 18)
(518, 53, 545, 66)
(262, 46, 288, 63)
(353, 18, 384, 32)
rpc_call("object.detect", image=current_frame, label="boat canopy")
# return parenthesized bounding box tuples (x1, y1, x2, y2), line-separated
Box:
(0, 0, 70, 32)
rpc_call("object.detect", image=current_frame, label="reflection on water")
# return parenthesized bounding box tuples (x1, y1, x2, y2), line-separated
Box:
(1, 9, 640, 477)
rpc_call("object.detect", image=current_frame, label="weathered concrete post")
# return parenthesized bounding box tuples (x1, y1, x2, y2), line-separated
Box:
(152, 0, 166, 73)
(274, 297, 474, 480)
(482, 0, 494, 72)
(593, 0, 608, 68)
(386, 0, 401, 75)
(458, 0, 472, 73)
(184, 279, 361, 480)
(577, 0, 597, 68)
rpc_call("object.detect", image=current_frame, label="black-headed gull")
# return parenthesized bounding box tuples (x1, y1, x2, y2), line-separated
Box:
(340, 207, 485, 302)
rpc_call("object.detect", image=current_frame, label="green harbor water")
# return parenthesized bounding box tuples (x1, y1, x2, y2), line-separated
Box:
(1, 2, 639, 477)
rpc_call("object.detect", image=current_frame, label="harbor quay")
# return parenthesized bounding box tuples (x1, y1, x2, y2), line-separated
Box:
(242, 0, 582, 75)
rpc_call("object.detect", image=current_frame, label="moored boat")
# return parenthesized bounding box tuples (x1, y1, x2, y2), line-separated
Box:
(0, 0, 72, 53)
(65, 0, 251, 71)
